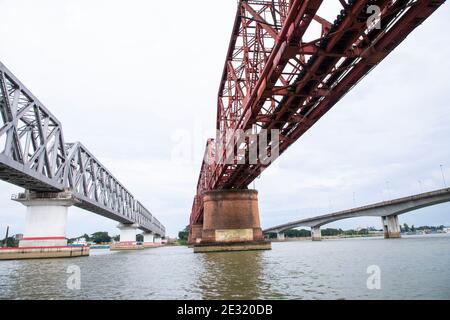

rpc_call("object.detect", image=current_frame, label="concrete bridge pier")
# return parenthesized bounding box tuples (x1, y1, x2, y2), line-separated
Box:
(188, 223, 203, 245)
(382, 215, 401, 239)
(311, 226, 322, 241)
(276, 232, 285, 241)
(154, 236, 163, 246)
(193, 189, 271, 253)
(142, 232, 155, 248)
(0, 191, 89, 260)
(111, 223, 143, 250)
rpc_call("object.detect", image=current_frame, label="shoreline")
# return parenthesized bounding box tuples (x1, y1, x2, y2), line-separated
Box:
(270, 232, 449, 242)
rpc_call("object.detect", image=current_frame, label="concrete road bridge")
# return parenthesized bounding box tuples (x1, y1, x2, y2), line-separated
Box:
(263, 188, 450, 241)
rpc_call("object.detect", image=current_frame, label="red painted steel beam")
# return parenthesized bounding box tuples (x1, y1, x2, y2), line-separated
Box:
(189, 0, 446, 226)
(213, 0, 323, 191)
(236, 0, 445, 189)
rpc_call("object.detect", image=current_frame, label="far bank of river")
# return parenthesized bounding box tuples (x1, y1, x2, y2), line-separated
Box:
(270, 232, 448, 241)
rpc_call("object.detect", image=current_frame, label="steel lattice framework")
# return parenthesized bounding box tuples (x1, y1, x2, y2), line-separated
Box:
(190, 0, 445, 226)
(0, 62, 164, 236)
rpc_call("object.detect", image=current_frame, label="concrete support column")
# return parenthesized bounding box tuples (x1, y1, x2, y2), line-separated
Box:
(142, 232, 155, 248)
(13, 191, 79, 248)
(382, 215, 401, 239)
(111, 223, 143, 250)
(117, 223, 139, 244)
(154, 236, 162, 245)
(311, 226, 321, 241)
(194, 189, 271, 253)
(277, 232, 285, 241)
(0, 191, 89, 260)
(189, 223, 203, 245)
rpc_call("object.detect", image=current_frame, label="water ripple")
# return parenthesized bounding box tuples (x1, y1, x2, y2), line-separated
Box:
(0, 235, 449, 299)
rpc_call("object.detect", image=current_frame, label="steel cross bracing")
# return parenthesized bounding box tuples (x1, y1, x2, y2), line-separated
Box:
(0, 62, 165, 236)
(190, 0, 445, 225)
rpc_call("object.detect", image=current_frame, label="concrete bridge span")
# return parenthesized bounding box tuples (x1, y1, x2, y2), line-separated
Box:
(263, 188, 450, 241)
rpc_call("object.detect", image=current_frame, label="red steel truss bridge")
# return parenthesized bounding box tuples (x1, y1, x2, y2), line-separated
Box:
(189, 0, 445, 227)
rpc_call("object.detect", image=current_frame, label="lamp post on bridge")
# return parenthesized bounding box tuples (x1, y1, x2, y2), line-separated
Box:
(380, 190, 385, 202)
(328, 198, 334, 212)
(386, 181, 392, 200)
(440, 165, 447, 188)
(2, 226, 8, 248)
(418, 180, 423, 193)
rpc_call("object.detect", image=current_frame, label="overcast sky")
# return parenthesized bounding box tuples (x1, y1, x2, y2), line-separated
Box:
(0, 0, 449, 238)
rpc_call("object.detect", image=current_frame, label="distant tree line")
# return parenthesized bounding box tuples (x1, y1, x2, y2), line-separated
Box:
(0, 237, 19, 248)
(177, 226, 189, 245)
(68, 232, 119, 244)
(400, 223, 445, 233)
(270, 224, 447, 239)
(67, 232, 148, 243)
(269, 227, 381, 239)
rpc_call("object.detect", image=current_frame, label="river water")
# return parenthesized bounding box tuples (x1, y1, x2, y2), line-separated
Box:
(0, 234, 449, 300)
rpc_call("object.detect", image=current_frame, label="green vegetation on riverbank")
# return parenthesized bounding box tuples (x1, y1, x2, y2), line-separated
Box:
(177, 226, 189, 245)
(68, 232, 119, 244)
(400, 223, 446, 233)
(0, 236, 18, 248)
(270, 225, 448, 239)
(268, 227, 381, 239)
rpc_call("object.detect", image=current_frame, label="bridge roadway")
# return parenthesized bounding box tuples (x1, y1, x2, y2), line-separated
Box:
(263, 188, 450, 240)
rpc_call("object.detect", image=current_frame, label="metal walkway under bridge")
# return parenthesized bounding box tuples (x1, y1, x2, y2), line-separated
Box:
(0, 61, 165, 236)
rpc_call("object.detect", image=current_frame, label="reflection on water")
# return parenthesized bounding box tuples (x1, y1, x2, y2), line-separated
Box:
(197, 250, 279, 299)
(0, 234, 449, 300)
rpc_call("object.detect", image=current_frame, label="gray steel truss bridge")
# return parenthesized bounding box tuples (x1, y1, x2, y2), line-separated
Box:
(0, 61, 165, 236)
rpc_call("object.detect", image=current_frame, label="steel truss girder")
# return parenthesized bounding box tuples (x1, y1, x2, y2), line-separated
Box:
(0, 62, 164, 236)
(190, 0, 445, 225)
